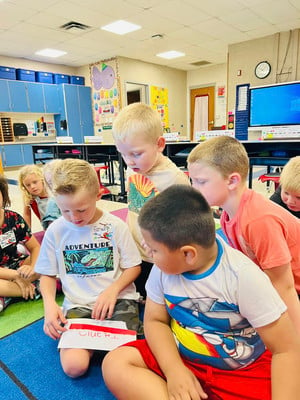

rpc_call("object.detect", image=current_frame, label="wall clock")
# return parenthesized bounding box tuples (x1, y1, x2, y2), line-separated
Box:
(254, 61, 271, 79)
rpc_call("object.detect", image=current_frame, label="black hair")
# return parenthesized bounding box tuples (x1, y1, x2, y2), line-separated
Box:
(138, 185, 215, 249)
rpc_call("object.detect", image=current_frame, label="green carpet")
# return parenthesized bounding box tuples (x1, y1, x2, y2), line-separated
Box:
(0, 294, 63, 338)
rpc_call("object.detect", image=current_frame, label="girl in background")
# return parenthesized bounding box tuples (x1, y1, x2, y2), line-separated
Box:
(0, 175, 40, 312)
(18, 164, 49, 230)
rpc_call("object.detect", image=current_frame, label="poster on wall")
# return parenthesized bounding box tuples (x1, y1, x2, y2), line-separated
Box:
(150, 86, 169, 130)
(90, 58, 121, 136)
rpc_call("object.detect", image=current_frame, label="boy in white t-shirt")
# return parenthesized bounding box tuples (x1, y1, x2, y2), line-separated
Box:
(35, 159, 141, 378)
(102, 185, 300, 400)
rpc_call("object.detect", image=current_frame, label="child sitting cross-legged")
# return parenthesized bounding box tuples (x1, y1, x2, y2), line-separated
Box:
(35, 159, 142, 378)
(0, 175, 40, 312)
(102, 185, 300, 400)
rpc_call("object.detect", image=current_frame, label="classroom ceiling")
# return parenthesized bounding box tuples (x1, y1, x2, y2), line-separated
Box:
(1, 0, 300, 71)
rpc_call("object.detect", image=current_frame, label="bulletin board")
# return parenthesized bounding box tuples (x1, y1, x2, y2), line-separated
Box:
(90, 58, 121, 134)
(150, 85, 169, 130)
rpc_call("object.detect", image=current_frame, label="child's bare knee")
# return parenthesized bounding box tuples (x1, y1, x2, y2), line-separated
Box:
(63, 364, 88, 378)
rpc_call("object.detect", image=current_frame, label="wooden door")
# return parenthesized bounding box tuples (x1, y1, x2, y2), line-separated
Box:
(190, 86, 215, 140)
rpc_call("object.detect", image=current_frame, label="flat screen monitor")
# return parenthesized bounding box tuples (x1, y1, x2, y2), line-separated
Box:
(249, 81, 300, 127)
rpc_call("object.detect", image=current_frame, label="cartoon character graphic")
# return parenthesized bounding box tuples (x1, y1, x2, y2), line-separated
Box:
(63, 247, 113, 275)
(165, 295, 265, 370)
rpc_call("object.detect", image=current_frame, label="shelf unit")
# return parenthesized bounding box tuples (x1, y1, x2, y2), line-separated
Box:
(0, 117, 14, 142)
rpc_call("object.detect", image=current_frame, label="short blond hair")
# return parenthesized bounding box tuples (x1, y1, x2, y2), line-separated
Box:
(280, 156, 300, 193)
(43, 159, 62, 192)
(52, 159, 99, 196)
(112, 102, 163, 143)
(187, 136, 249, 182)
(18, 164, 45, 205)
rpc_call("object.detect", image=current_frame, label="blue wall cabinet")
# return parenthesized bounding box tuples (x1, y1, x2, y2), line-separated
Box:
(58, 85, 93, 142)
(0, 80, 10, 111)
(78, 86, 94, 140)
(2, 144, 34, 166)
(0, 80, 62, 114)
(26, 82, 45, 113)
(22, 144, 34, 164)
(43, 84, 60, 114)
(2, 144, 23, 166)
(7, 81, 28, 112)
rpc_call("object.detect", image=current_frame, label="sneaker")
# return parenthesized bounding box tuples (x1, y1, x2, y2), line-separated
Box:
(32, 280, 41, 300)
(0, 297, 12, 312)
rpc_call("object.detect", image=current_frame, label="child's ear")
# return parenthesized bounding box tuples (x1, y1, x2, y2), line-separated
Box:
(228, 172, 241, 188)
(180, 245, 197, 265)
(157, 136, 166, 152)
(96, 190, 103, 200)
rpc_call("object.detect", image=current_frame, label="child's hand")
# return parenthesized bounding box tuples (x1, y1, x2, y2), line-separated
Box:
(166, 364, 208, 400)
(13, 277, 36, 300)
(17, 264, 35, 279)
(43, 304, 68, 340)
(92, 287, 118, 320)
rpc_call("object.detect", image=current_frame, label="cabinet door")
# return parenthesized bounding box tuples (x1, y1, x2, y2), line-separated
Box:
(3, 144, 23, 166)
(43, 84, 60, 114)
(64, 85, 82, 142)
(26, 82, 45, 113)
(78, 86, 94, 137)
(22, 144, 34, 164)
(7, 81, 29, 112)
(0, 80, 10, 111)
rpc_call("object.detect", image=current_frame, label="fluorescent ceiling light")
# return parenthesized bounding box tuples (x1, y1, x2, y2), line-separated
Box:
(156, 50, 185, 59)
(101, 20, 141, 35)
(35, 48, 67, 58)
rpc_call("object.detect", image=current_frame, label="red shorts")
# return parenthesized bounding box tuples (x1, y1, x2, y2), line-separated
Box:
(125, 339, 271, 400)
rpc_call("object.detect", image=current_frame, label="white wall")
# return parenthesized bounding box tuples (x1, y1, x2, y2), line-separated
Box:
(118, 56, 187, 135)
(0, 55, 78, 75)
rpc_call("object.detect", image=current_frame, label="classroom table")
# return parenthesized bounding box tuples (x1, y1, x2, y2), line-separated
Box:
(163, 140, 300, 188)
(32, 139, 300, 197)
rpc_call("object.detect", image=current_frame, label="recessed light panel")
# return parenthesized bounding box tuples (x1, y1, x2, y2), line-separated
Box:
(156, 50, 185, 59)
(35, 48, 67, 58)
(101, 20, 141, 35)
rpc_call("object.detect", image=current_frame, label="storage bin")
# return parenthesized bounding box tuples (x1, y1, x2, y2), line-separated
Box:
(35, 71, 53, 84)
(16, 68, 36, 82)
(70, 75, 85, 85)
(0, 66, 16, 80)
(53, 74, 70, 84)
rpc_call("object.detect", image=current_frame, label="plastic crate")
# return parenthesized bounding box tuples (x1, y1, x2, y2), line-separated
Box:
(35, 71, 53, 84)
(70, 75, 85, 85)
(53, 74, 70, 84)
(0, 66, 16, 80)
(16, 68, 36, 82)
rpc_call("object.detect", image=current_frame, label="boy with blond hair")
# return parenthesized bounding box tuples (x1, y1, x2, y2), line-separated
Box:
(270, 155, 300, 218)
(102, 185, 300, 400)
(113, 102, 190, 298)
(187, 136, 300, 333)
(35, 159, 142, 378)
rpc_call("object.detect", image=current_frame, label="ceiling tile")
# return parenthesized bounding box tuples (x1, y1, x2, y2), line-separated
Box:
(0, 0, 299, 71)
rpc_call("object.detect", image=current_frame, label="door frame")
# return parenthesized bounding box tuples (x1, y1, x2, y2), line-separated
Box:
(189, 85, 215, 141)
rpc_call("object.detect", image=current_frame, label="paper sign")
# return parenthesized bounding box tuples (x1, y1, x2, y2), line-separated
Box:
(56, 136, 73, 143)
(58, 318, 136, 351)
(84, 136, 103, 143)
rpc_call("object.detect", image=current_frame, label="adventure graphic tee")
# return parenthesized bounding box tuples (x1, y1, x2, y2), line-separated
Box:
(35, 211, 141, 311)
